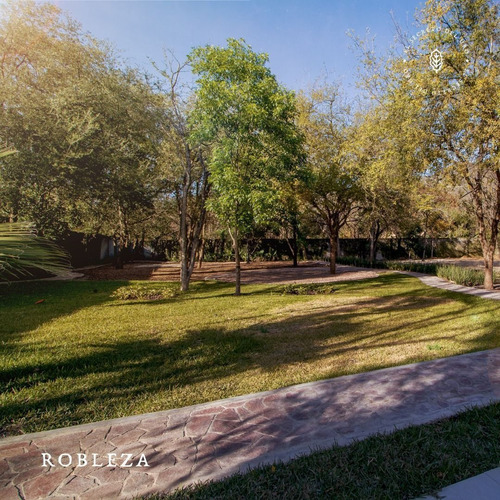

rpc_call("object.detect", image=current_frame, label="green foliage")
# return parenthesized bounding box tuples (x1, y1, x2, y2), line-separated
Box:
(0, 222, 70, 281)
(281, 283, 337, 295)
(335, 256, 439, 274)
(336, 257, 498, 286)
(296, 84, 361, 273)
(368, 0, 499, 288)
(0, 1, 163, 244)
(111, 284, 178, 301)
(436, 265, 498, 287)
(189, 38, 304, 233)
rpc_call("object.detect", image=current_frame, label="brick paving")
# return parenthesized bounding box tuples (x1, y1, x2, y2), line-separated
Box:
(1, 349, 498, 499)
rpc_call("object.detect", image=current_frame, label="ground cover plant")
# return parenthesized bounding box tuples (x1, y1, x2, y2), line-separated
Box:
(280, 283, 337, 295)
(154, 402, 500, 500)
(435, 265, 493, 288)
(336, 257, 499, 286)
(0, 273, 499, 436)
(111, 284, 178, 301)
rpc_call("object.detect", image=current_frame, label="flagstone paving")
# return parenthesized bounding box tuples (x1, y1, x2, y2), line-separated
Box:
(1, 348, 498, 499)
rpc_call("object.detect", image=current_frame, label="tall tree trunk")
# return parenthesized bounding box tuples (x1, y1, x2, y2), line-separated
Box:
(285, 224, 299, 267)
(292, 222, 298, 267)
(328, 216, 340, 275)
(115, 204, 127, 269)
(179, 150, 191, 292)
(197, 237, 205, 269)
(465, 168, 499, 290)
(484, 250, 494, 290)
(369, 220, 381, 267)
(179, 149, 210, 291)
(229, 226, 241, 295)
(246, 240, 251, 264)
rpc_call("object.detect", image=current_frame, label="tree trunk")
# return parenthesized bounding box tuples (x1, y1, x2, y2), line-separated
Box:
(179, 163, 190, 292)
(197, 239, 205, 269)
(232, 227, 241, 295)
(285, 223, 299, 267)
(179, 223, 189, 292)
(292, 222, 298, 267)
(180, 149, 210, 291)
(115, 204, 127, 270)
(369, 220, 381, 267)
(484, 251, 494, 290)
(465, 168, 499, 290)
(328, 217, 339, 275)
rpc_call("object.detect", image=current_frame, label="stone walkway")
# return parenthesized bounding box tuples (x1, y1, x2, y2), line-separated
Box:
(403, 272, 500, 300)
(1, 349, 498, 499)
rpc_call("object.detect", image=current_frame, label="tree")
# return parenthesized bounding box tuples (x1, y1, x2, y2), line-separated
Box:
(0, 0, 109, 234)
(154, 53, 210, 291)
(75, 68, 163, 269)
(188, 39, 304, 294)
(352, 106, 419, 265)
(297, 84, 361, 274)
(0, 1, 163, 269)
(357, 0, 499, 288)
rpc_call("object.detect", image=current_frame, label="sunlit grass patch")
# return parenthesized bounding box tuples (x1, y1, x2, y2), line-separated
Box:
(0, 274, 498, 435)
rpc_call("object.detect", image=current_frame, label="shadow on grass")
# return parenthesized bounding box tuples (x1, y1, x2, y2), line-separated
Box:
(0, 273, 498, 437)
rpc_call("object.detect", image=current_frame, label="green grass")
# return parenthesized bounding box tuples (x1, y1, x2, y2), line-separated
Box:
(0, 273, 499, 436)
(153, 403, 500, 500)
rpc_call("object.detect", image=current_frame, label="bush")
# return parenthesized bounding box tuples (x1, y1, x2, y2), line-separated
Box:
(111, 284, 177, 301)
(335, 256, 437, 274)
(435, 265, 489, 287)
(385, 261, 438, 274)
(335, 257, 500, 287)
(281, 283, 336, 295)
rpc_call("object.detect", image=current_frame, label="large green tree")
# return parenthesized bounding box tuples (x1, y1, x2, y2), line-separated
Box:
(0, 0, 107, 233)
(0, 1, 163, 270)
(357, 0, 499, 288)
(352, 106, 420, 264)
(297, 84, 361, 274)
(188, 39, 304, 294)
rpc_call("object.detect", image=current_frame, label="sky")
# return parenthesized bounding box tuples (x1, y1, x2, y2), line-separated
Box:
(52, 0, 426, 99)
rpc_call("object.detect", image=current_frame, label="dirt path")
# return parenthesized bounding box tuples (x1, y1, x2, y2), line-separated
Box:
(79, 261, 380, 284)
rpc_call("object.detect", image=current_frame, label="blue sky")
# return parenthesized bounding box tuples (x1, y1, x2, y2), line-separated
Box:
(54, 0, 425, 98)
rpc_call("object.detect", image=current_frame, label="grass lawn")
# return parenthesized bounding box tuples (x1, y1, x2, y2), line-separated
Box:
(0, 273, 499, 436)
(156, 403, 500, 500)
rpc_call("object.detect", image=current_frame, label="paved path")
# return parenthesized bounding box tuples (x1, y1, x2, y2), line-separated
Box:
(418, 467, 500, 499)
(1, 349, 498, 500)
(403, 272, 500, 300)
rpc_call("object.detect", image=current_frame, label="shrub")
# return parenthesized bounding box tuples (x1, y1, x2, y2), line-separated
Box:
(281, 283, 336, 295)
(435, 265, 489, 287)
(335, 256, 437, 274)
(111, 284, 177, 301)
(385, 261, 438, 274)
